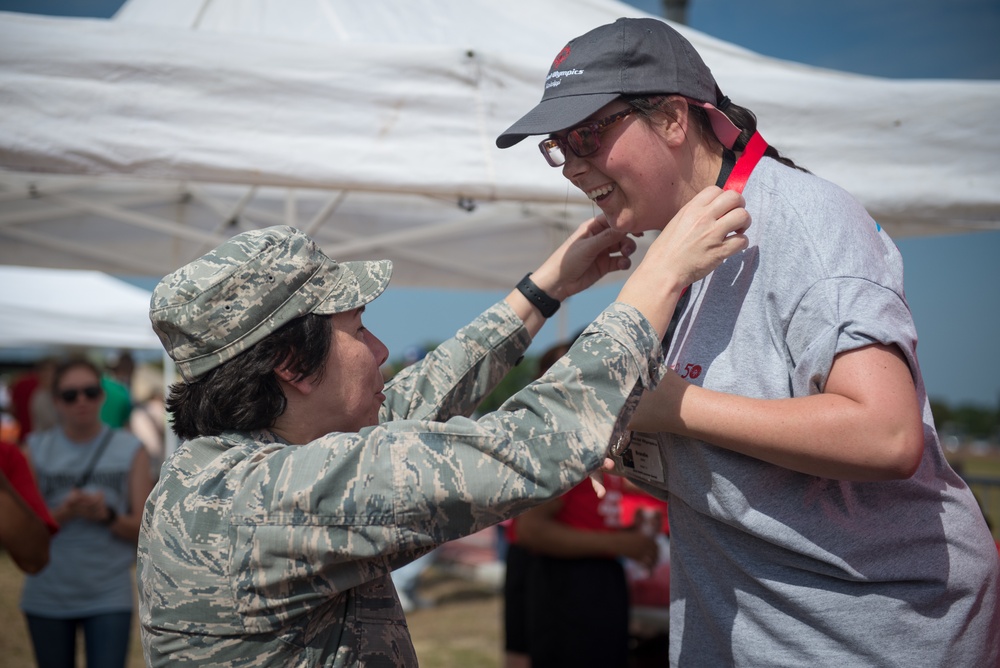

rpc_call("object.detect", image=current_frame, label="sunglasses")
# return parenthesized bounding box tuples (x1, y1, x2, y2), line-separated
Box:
(538, 107, 636, 167)
(58, 385, 103, 404)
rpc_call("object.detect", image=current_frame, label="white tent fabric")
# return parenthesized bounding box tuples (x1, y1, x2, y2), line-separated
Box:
(0, 0, 998, 287)
(0, 265, 160, 349)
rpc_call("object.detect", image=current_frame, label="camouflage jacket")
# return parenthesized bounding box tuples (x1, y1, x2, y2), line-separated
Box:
(137, 300, 663, 667)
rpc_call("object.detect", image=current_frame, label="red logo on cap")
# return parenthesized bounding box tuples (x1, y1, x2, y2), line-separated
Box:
(552, 46, 570, 68)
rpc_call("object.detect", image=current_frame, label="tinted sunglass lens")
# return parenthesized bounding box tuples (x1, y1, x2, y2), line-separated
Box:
(539, 139, 566, 167)
(568, 128, 598, 157)
(58, 385, 102, 403)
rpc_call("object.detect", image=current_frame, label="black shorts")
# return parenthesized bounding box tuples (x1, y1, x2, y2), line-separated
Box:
(503, 542, 532, 653)
(510, 549, 630, 667)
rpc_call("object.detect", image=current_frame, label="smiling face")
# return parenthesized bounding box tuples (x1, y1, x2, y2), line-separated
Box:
(307, 307, 390, 434)
(557, 97, 719, 234)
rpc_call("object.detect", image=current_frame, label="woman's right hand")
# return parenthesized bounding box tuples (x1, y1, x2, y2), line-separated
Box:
(506, 216, 637, 335)
(529, 215, 638, 302)
(617, 186, 750, 338)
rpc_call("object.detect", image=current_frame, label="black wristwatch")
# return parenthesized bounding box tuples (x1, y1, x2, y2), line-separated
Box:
(516, 273, 561, 318)
(101, 505, 117, 526)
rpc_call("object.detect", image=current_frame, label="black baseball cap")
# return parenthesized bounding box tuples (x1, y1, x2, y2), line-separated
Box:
(496, 17, 740, 149)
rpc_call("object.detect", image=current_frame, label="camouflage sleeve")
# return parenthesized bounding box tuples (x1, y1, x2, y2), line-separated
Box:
(379, 300, 530, 423)
(137, 303, 663, 651)
(312, 302, 664, 560)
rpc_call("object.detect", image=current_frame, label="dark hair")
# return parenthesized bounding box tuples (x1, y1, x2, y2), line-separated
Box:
(167, 313, 332, 441)
(52, 356, 102, 393)
(625, 95, 808, 172)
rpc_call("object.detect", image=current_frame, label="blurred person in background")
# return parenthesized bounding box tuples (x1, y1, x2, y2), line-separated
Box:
(21, 356, 154, 668)
(28, 357, 58, 436)
(0, 438, 58, 574)
(503, 339, 671, 668)
(99, 364, 132, 430)
(9, 361, 43, 444)
(128, 364, 167, 481)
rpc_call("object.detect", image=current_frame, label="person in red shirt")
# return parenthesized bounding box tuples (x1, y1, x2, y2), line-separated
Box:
(511, 472, 658, 668)
(0, 440, 58, 573)
(502, 341, 661, 668)
(8, 369, 39, 443)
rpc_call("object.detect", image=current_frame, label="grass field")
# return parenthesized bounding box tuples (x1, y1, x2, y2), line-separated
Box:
(3, 450, 996, 667)
(0, 554, 503, 668)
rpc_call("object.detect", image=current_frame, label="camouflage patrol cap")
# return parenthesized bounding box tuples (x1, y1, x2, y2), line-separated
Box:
(150, 225, 392, 381)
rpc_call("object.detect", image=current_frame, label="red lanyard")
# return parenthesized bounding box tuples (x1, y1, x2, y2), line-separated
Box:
(673, 132, 767, 316)
(723, 131, 767, 194)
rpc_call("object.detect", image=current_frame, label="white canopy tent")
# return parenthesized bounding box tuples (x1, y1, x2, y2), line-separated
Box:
(0, 264, 175, 454)
(0, 265, 159, 350)
(0, 0, 998, 287)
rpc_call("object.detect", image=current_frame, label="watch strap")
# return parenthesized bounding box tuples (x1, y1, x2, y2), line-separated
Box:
(516, 273, 561, 318)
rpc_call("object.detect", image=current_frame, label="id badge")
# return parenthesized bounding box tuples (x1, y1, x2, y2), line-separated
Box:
(615, 431, 666, 487)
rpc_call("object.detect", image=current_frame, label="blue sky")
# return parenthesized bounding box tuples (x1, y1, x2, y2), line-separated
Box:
(2, 0, 998, 408)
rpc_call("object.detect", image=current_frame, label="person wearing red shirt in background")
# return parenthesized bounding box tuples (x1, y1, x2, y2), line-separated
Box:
(502, 340, 664, 668)
(0, 440, 58, 574)
(9, 368, 40, 443)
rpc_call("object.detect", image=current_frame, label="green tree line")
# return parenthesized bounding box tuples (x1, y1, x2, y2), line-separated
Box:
(930, 399, 1000, 443)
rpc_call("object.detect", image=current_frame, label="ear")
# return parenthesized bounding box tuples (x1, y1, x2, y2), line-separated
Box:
(654, 95, 691, 148)
(274, 362, 315, 396)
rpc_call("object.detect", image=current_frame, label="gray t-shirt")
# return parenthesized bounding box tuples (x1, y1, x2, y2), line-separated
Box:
(22, 426, 142, 617)
(617, 157, 1000, 667)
